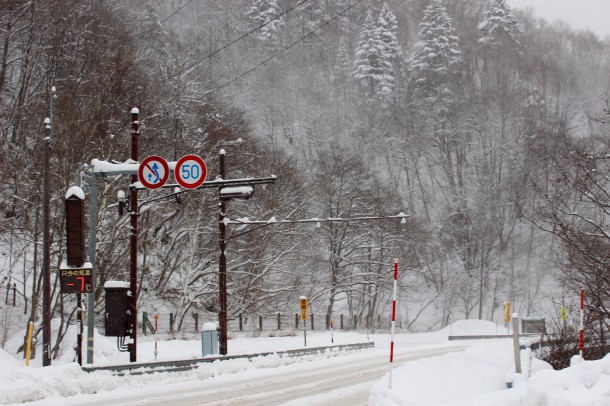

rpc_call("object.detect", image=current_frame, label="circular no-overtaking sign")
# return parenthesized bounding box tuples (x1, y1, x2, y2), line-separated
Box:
(139, 156, 169, 189)
(175, 154, 207, 189)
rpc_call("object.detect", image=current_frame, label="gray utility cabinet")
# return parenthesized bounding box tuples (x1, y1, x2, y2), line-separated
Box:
(201, 322, 219, 356)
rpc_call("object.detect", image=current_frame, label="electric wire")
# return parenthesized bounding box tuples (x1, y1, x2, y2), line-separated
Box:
(158, 0, 314, 85)
(213, 0, 365, 93)
(158, 0, 196, 26)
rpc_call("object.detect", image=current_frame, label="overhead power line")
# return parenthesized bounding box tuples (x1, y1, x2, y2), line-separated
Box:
(213, 0, 366, 93)
(159, 0, 314, 84)
(159, 0, 196, 26)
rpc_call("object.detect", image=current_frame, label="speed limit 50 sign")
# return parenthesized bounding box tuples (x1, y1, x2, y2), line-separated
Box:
(175, 154, 207, 189)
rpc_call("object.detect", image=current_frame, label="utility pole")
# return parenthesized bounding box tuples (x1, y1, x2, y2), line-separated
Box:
(216, 148, 277, 355)
(42, 117, 52, 366)
(86, 171, 98, 364)
(129, 108, 139, 362)
(218, 150, 228, 355)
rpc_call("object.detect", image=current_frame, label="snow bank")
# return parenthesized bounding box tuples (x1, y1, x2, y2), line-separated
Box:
(442, 318, 511, 336)
(0, 347, 23, 369)
(0, 330, 369, 404)
(369, 340, 533, 405)
(369, 331, 610, 406)
(523, 354, 610, 405)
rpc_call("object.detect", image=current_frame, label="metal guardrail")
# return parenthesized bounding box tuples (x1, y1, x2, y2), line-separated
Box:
(448, 334, 540, 340)
(82, 342, 375, 376)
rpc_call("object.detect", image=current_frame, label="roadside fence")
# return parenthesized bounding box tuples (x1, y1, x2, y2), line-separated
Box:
(141, 311, 403, 336)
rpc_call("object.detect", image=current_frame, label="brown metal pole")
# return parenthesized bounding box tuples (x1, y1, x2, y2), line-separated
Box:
(218, 149, 228, 355)
(76, 293, 82, 365)
(129, 108, 139, 362)
(42, 119, 52, 366)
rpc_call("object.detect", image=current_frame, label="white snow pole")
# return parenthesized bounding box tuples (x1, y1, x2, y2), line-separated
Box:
(389, 259, 398, 389)
(578, 288, 585, 358)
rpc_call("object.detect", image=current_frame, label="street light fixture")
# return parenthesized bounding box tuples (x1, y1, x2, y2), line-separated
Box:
(117, 190, 127, 216)
(219, 186, 254, 201)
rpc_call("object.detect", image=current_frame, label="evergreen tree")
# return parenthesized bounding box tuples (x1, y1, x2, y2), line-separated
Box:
(375, 3, 401, 97)
(478, 0, 522, 48)
(335, 37, 350, 82)
(352, 10, 385, 97)
(409, 0, 461, 109)
(298, 0, 325, 35)
(247, 0, 284, 44)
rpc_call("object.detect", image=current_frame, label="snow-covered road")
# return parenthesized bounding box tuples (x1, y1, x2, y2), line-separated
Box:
(73, 345, 469, 406)
(6, 321, 603, 405)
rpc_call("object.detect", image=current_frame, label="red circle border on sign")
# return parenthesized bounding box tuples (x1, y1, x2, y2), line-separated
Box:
(175, 154, 207, 189)
(138, 156, 169, 189)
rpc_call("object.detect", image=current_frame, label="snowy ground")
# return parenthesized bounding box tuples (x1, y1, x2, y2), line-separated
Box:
(1, 320, 609, 405)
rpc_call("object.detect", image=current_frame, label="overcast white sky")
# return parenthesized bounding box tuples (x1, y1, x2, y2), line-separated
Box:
(506, 0, 610, 38)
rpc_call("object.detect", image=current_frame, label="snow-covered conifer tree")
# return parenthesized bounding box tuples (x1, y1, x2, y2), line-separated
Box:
(335, 37, 350, 79)
(352, 9, 385, 97)
(298, 0, 325, 35)
(375, 3, 401, 97)
(478, 0, 522, 48)
(247, 0, 284, 44)
(409, 0, 461, 109)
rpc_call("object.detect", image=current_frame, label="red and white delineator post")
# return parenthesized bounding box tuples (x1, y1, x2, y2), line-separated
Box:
(389, 259, 398, 389)
(578, 288, 585, 358)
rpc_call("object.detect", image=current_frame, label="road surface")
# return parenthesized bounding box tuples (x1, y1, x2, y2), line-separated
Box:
(78, 345, 469, 406)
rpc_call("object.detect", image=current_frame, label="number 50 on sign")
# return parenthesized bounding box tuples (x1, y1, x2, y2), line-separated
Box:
(175, 154, 207, 189)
